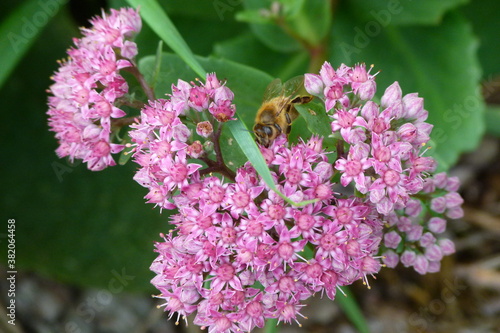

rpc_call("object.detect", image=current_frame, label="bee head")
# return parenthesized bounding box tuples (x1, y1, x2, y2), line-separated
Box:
(253, 124, 275, 147)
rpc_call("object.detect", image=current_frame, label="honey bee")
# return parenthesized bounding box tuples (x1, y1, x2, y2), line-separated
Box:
(253, 76, 313, 147)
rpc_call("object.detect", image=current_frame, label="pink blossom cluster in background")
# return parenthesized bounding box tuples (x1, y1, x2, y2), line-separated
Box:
(47, 8, 141, 170)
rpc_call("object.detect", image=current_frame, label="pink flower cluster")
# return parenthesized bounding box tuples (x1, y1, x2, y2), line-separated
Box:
(382, 172, 462, 274)
(130, 73, 236, 210)
(305, 61, 463, 274)
(144, 64, 464, 332)
(149, 135, 384, 332)
(47, 8, 141, 170)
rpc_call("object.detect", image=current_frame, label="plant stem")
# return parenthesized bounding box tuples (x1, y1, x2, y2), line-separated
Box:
(199, 125, 236, 181)
(111, 116, 137, 129)
(124, 62, 156, 101)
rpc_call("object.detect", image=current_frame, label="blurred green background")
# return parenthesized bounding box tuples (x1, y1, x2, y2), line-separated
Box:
(1, 0, 499, 294)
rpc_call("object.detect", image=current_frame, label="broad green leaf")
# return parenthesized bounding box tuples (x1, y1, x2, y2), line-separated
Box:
(295, 102, 338, 155)
(295, 102, 332, 138)
(346, 0, 468, 26)
(125, 0, 206, 77)
(236, 9, 275, 25)
(239, 0, 302, 53)
(461, 0, 500, 78)
(485, 106, 500, 137)
(239, 0, 331, 51)
(214, 32, 309, 78)
(164, 0, 243, 21)
(331, 9, 484, 171)
(0, 0, 64, 89)
(289, 0, 331, 46)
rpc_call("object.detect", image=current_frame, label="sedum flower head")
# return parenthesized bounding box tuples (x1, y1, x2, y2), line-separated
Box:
(149, 135, 385, 332)
(47, 8, 141, 171)
(305, 61, 463, 276)
(145, 62, 463, 330)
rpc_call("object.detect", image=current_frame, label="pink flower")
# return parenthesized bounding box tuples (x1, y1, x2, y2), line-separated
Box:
(47, 8, 141, 170)
(335, 143, 372, 193)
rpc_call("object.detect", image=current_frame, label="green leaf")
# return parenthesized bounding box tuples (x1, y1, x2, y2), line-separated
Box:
(295, 102, 338, 156)
(336, 287, 370, 333)
(461, 0, 500, 78)
(239, 0, 331, 51)
(125, 0, 206, 77)
(226, 119, 276, 187)
(295, 102, 332, 137)
(0, 0, 63, 89)
(214, 32, 309, 78)
(331, 9, 484, 171)
(163, 0, 243, 21)
(236, 9, 275, 25)
(240, 0, 302, 53)
(289, 0, 331, 46)
(346, 0, 468, 26)
(485, 105, 500, 137)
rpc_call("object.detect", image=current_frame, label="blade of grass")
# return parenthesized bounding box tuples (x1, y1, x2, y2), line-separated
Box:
(336, 286, 370, 333)
(264, 318, 278, 333)
(226, 119, 316, 207)
(125, 0, 205, 78)
(0, 0, 62, 89)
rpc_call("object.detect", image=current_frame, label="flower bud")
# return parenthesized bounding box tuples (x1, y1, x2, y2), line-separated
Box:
(381, 81, 402, 108)
(402, 93, 424, 119)
(419, 232, 436, 248)
(405, 199, 422, 217)
(407, 225, 423, 241)
(400, 250, 416, 267)
(319, 61, 336, 86)
(187, 141, 204, 158)
(384, 230, 402, 249)
(382, 250, 399, 268)
(428, 217, 446, 234)
(446, 206, 464, 219)
(360, 101, 379, 120)
(304, 74, 324, 97)
(414, 254, 429, 275)
(397, 123, 417, 142)
(196, 121, 213, 138)
(427, 261, 441, 273)
(433, 172, 448, 188)
(438, 238, 455, 255)
(356, 80, 376, 100)
(425, 244, 443, 262)
(445, 176, 461, 192)
(430, 196, 446, 213)
(444, 192, 464, 208)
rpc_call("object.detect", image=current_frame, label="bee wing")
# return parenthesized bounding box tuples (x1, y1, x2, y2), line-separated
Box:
(274, 75, 307, 117)
(282, 75, 306, 98)
(262, 78, 284, 102)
